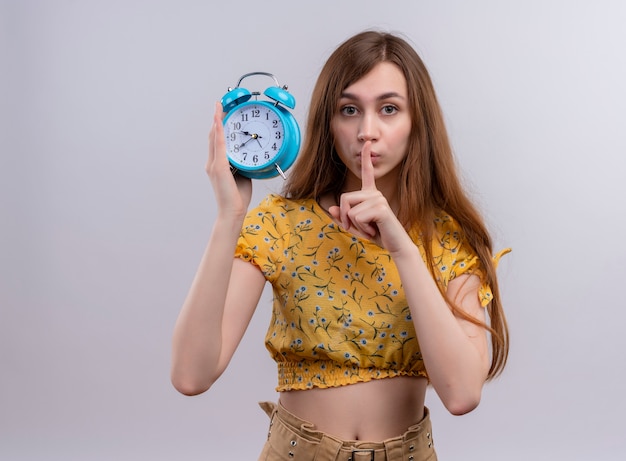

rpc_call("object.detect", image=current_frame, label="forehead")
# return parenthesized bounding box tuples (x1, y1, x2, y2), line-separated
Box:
(341, 62, 407, 98)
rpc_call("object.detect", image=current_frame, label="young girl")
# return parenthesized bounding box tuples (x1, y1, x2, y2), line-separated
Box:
(171, 30, 509, 461)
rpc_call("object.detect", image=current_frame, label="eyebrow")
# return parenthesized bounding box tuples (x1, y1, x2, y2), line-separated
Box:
(339, 91, 406, 101)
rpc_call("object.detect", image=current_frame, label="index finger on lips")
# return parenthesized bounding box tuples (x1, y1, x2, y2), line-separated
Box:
(360, 141, 376, 191)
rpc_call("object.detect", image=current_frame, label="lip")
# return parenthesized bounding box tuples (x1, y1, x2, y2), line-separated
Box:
(356, 152, 380, 164)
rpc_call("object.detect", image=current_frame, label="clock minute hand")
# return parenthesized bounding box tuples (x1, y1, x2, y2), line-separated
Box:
(251, 133, 264, 147)
(241, 132, 264, 148)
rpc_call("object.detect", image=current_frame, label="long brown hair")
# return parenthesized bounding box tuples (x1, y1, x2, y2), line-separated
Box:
(284, 30, 508, 378)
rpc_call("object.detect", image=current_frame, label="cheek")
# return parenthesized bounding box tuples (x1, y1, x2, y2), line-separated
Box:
(331, 125, 350, 153)
(392, 123, 412, 150)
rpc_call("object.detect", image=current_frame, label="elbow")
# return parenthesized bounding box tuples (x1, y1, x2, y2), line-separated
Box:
(446, 397, 480, 416)
(171, 379, 211, 397)
(170, 370, 219, 397)
(437, 366, 489, 415)
(442, 389, 482, 416)
(170, 355, 226, 396)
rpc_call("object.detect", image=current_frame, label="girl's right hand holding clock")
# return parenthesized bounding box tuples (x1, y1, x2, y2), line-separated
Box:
(206, 102, 252, 220)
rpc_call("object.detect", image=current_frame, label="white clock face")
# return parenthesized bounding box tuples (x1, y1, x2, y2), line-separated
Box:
(224, 103, 285, 168)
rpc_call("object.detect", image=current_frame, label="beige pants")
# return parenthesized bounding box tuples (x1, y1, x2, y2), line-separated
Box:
(258, 401, 437, 461)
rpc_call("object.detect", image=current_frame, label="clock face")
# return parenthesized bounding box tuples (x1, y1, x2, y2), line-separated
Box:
(223, 103, 285, 168)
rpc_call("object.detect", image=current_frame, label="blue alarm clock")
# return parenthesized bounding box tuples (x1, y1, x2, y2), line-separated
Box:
(221, 72, 301, 179)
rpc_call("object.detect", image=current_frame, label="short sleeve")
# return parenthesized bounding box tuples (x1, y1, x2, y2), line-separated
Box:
(234, 195, 287, 283)
(434, 214, 510, 307)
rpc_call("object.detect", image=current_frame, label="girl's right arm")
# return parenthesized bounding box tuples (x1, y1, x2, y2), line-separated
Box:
(170, 104, 266, 396)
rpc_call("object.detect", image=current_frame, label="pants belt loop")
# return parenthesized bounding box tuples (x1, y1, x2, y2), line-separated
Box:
(314, 434, 342, 461)
(384, 437, 403, 461)
(258, 401, 277, 440)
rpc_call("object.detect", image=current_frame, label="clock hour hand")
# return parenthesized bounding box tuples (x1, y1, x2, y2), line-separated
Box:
(239, 130, 263, 139)
(238, 131, 263, 148)
(236, 131, 253, 147)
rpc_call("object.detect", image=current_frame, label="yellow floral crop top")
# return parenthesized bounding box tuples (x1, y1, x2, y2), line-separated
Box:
(235, 194, 494, 392)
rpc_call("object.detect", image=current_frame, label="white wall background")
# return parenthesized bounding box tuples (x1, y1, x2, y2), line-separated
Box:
(2, 1, 625, 460)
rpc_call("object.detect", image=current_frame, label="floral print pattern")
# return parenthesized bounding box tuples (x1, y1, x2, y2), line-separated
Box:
(235, 195, 492, 391)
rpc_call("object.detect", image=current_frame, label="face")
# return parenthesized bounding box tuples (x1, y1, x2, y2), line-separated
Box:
(331, 62, 412, 191)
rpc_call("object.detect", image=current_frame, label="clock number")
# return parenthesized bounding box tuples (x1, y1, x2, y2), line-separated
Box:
(224, 101, 293, 172)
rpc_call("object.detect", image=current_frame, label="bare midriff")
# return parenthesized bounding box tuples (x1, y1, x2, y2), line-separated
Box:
(278, 375, 428, 441)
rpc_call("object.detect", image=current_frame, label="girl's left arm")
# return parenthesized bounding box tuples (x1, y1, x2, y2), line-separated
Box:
(392, 247, 490, 415)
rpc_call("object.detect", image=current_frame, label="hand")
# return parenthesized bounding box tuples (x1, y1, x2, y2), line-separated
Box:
(328, 142, 411, 253)
(206, 102, 252, 218)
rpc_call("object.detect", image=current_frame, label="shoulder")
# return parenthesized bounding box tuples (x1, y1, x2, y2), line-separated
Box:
(250, 193, 287, 212)
(433, 210, 464, 235)
(410, 210, 466, 248)
(249, 194, 313, 214)
(427, 210, 467, 258)
(243, 194, 322, 233)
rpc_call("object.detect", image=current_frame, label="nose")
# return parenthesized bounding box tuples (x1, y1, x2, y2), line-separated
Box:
(357, 113, 379, 142)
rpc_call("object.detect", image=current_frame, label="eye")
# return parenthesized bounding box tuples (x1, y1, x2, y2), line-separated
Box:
(381, 105, 398, 115)
(339, 105, 358, 116)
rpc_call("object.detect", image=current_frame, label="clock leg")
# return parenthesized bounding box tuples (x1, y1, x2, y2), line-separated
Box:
(274, 163, 286, 180)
